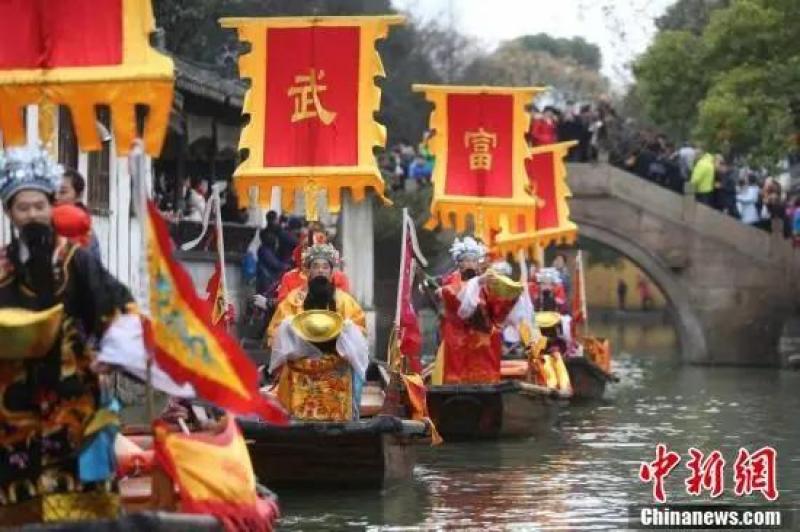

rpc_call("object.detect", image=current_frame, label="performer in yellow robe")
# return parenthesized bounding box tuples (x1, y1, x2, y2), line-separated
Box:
(265, 243, 368, 421)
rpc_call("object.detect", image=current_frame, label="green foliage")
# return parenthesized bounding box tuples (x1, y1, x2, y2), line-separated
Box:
(632, 31, 707, 142)
(510, 34, 602, 71)
(655, 0, 731, 34)
(633, 0, 800, 162)
(694, 66, 792, 163)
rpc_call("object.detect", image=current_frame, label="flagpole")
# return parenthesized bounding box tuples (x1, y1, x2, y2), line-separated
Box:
(212, 185, 229, 328)
(129, 139, 156, 423)
(390, 209, 410, 369)
(575, 248, 588, 337)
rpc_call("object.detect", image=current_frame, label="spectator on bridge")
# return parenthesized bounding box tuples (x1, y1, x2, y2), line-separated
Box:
(677, 142, 698, 181)
(409, 154, 433, 186)
(690, 150, 716, 206)
(714, 155, 740, 219)
(790, 196, 800, 246)
(529, 107, 559, 147)
(736, 174, 761, 225)
(759, 178, 793, 237)
(557, 106, 585, 161)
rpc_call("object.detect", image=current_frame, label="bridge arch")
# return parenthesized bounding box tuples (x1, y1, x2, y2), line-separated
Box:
(574, 220, 707, 363)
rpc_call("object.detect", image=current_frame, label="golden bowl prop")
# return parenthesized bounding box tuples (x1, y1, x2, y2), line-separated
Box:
(0, 304, 64, 360)
(291, 310, 344, 344)
(535, 311, 562, 329)
(486, 272, 524, 299)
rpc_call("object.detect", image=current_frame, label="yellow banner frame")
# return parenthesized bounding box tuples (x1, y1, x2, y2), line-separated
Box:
(493, 141, 578, 257)
(411, 84, 545, 241)
(220, 15, 404, 214)
(0, 0, 174, 156)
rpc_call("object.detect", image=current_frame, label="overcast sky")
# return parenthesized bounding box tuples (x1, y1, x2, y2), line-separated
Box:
(391, 0, 676, 87)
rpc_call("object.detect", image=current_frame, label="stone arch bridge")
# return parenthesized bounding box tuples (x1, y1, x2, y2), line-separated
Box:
(567, 163, 799, 366)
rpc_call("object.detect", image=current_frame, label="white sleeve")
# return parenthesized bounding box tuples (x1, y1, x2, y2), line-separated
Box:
(336, 320, 370, 380)
(98, 314, 195, 398)
(457, 276, 482, 320)
(269, 318, 323, 374)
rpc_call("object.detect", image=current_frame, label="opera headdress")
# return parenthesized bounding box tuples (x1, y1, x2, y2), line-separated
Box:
(302, 242, 340, 267)
(0, 144, 63, 207)
(536, 267, 562, 285)
(450, 236, 487, 263)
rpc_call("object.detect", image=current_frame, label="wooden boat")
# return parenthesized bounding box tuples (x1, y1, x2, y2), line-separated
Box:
(116, 426, 280, 530)
(564, 355, 616, 400)
(566, 337, 617, 400)
(426, 380, 567, 440)
(238, 415, 428, 489)
(23, 512, 224, 531)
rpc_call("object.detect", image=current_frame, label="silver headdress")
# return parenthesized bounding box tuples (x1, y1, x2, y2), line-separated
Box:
(449, 236, 487, 263)
(0, 144, 63, 206)
(536, 267, 562, 285)
(302, 242, 341, 267)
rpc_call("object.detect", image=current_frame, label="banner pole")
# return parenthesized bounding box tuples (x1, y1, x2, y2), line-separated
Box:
(578, 249, 589, 335)
(211, 184, 229, 329)
(129, 139, 155, 423)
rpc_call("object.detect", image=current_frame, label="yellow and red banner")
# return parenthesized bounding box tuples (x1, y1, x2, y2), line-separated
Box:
(493, 141, 578, 257)
(220, 16, 404, 215)
(154, 416, 278, 531)
(412, 85, 545, 242)
(0, 0, 173, 156)
(145, 200, 287, 424)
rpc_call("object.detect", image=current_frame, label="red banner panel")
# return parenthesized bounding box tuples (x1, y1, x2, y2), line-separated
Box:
(0, 0, 122, 69)
(263, 26, 360, 167)
(444, 93, 513, 198)
(527, 151, 559, 229)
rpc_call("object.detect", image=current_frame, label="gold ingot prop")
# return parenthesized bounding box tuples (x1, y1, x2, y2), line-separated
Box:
(291, 309, 344, 344)
(0, 304, 63, 359)
(535, 311, 562, 330)
(485, 271, 524, 299)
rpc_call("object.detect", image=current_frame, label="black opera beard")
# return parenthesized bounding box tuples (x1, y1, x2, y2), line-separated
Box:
(460, 268, 478, 281)
(304, 275, 335, 311)
(16, 222, 57, 305)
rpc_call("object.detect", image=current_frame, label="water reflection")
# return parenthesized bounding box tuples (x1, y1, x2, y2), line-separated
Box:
(278, 321, 800, 531)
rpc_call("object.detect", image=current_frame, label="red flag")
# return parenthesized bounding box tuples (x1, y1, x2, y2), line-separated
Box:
(145, 200, 287, 424)
(395, 210, 427, 373)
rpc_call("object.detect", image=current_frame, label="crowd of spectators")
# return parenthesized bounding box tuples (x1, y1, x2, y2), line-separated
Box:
(379, 130, 435, 192)
(520, 97, 799, 244)
(527, 98, 618, 163)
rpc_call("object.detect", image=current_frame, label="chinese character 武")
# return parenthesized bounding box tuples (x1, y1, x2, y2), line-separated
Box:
(287, 68, 337, 125)
(639, 443, 682, 503)
(464, 128, 497, 171)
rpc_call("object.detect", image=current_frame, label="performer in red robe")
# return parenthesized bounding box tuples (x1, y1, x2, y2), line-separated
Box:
(432, 237, 520, 384)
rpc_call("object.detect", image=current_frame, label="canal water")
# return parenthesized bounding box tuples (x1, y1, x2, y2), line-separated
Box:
(277, 321, 800, 531)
